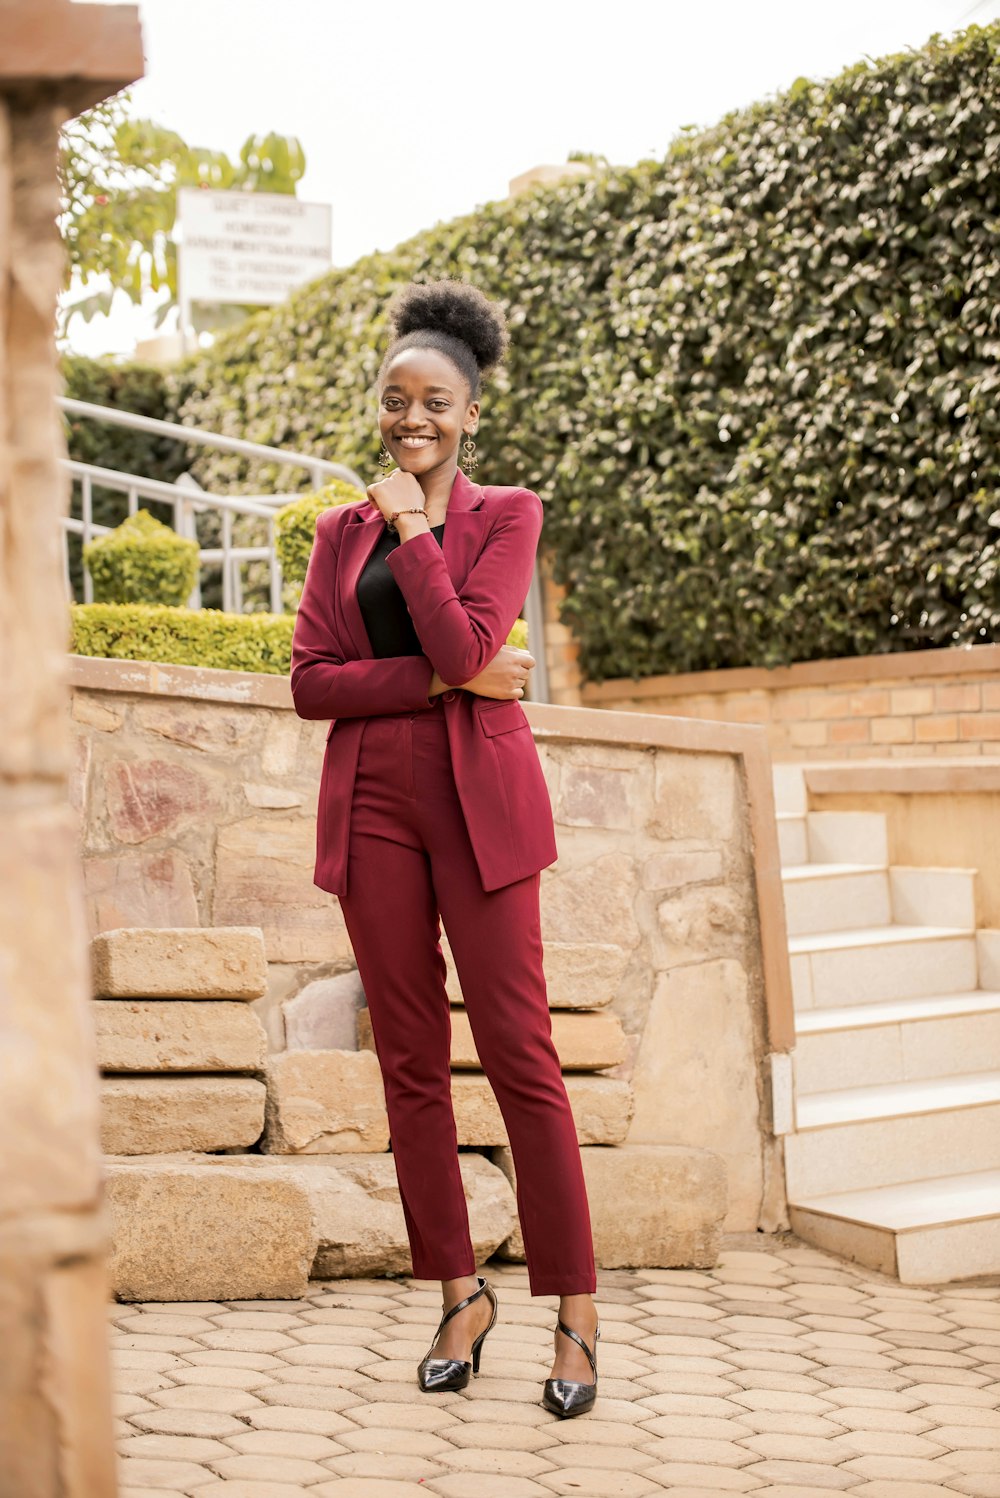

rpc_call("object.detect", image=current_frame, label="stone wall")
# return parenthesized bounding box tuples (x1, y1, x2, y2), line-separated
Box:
(68, 655, 794, 1234)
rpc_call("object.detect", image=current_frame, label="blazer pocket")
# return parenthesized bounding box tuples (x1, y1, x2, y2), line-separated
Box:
(477, 701, 529, 737)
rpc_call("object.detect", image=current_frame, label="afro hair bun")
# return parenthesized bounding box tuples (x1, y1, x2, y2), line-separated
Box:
(386, 279, 510, 374)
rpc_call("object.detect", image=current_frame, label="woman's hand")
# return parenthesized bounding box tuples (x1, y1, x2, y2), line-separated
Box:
(460, 645, 536, 700)
(366, 470, 426, 525)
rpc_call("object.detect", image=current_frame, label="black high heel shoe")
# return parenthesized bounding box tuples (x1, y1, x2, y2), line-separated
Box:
(417, 1274, 498, 1393)
(542, 1316, 600, 1417)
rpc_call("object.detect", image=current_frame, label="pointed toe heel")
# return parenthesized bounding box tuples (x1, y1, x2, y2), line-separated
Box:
(417, 1274, 498, 1393)
(542, 1317, 600, 1418)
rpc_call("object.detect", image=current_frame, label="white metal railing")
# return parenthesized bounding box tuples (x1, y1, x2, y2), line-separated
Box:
(59, 397, 363, 491)
(58, 397, 366, 614)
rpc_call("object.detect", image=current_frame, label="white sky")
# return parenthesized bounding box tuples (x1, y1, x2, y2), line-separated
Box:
(66, 0, 1000, 357)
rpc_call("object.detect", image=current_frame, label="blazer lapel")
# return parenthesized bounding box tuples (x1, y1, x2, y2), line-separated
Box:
(338, 468, 488, 659)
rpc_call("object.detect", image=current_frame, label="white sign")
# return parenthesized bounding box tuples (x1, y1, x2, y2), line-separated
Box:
(177, 187, 332, 306)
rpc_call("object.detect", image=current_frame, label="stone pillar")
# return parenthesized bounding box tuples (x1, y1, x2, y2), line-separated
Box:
(0, 5, 142, 1494)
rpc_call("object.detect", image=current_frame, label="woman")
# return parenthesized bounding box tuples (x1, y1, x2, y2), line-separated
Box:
(290, 279, 600, 1418)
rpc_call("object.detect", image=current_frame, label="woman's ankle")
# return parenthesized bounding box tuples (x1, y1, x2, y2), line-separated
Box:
(558, 1292, 597, 1324)
(441, 1273, 481, 1311)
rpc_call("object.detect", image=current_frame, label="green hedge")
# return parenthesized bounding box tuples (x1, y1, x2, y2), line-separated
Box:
(69, 602, 294, 675)
(169, 21, 1000, 682)
(69, 602, 528, 674)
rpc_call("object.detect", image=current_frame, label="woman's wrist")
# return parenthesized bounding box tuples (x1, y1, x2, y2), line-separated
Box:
(393, 510, 431, 541)
(428, 669, 456, 696)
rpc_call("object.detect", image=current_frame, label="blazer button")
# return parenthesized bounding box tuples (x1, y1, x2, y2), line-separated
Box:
(442, 690, 457, 702)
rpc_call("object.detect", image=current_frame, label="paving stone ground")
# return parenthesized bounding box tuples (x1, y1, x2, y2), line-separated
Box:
(109, 1230, 1000, 1498)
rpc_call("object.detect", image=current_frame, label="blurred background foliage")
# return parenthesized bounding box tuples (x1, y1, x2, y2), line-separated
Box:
(66, 21, 1000, 683)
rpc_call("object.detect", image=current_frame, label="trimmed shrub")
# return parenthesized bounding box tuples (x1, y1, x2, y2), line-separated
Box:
(69, 601, 528, 673)
(275, 479, 367, 587)
(69, 602, 294, 675)
(83, 509, 200, 606)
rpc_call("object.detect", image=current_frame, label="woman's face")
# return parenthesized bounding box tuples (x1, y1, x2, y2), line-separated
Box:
(377, 346, 479, 478)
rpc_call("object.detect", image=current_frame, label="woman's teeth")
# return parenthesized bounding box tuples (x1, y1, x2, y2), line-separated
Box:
(398, 436, 435, 447)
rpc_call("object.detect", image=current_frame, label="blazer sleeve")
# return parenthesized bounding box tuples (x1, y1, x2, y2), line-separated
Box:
(289, 509, 437, 719)
(385, 488, 542, 687)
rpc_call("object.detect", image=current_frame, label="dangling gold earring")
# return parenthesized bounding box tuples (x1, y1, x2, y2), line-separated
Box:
(377, 442, 393, 472)
(461, 432, 478, 475)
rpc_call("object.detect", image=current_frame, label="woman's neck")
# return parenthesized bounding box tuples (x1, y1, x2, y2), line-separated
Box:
(415, 461, 459, 523)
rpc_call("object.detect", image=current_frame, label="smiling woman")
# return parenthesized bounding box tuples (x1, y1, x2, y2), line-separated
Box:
(290, 277, 602, 1419)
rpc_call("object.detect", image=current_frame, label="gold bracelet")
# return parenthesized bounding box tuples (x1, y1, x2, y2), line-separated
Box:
(386, 508, 427, 533)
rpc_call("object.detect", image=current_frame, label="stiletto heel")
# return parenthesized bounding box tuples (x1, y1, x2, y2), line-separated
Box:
(417, 1274, 498, 1393)
(542, 1316, 600, 1417)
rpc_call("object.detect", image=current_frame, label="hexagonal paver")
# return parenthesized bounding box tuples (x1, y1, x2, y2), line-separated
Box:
(104, 1234, 999, 1498)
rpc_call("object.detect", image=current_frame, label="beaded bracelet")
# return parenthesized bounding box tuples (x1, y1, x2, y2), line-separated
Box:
(386, 508, 427, 533)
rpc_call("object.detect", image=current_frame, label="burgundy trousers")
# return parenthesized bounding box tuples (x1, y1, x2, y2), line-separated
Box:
(336, 695, 597, 1296)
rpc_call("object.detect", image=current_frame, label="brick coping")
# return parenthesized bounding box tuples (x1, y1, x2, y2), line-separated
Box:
(581, 641, 1000, 704)
(66, 653, 795, 1053)
(801, 755, 1000, 796)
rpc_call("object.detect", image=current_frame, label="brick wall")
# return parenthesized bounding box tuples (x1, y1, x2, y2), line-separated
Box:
(538, 567, 1000, 760)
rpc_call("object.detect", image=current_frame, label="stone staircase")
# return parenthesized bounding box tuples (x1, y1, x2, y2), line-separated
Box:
(94, 925, 525, 1300)
(773, 764, 1000, 1285)
(93, 926, 724, 1301)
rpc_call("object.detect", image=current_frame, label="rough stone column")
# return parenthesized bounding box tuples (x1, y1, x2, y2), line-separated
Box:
(0, 5, 142, 1494)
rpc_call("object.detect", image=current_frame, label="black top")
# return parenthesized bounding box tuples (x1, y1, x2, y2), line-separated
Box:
(356, 520, 446, 657)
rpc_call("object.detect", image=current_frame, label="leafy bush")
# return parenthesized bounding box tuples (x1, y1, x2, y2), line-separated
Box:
(168, 21, 1000, 681)
(82, 509, 200, 605)
(62, 354, 191, 482)
(275, 479, 367, 586)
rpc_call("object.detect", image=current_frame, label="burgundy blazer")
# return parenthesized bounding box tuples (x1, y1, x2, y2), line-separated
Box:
(290, 466, 558, 898)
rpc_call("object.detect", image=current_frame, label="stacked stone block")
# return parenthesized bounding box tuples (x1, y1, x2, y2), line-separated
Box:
(92, 925, 270, 1155)
(94, 926, 522, 1300)
(92, 927, 319, 1301)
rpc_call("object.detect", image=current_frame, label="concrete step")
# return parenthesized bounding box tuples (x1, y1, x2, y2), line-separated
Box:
(806, 811, 889, 867)
(788, 1169, 1000, 1285)
(789, 925, 978, 1008)
(794, 990, 1000, 1093)
(782, 863, 977, 938)
(772, 763, 807, 816)
(796, 1068, 1000, 1129)
(777, 813, 809, 867)
(784, 1071, 1000, 1197)
(889, 867, 977, 929)
(782, 863, 891, 936)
